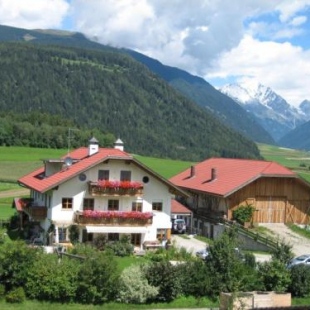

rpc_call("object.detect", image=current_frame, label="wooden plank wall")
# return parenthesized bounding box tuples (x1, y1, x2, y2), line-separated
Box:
(228, 177, 310, 224)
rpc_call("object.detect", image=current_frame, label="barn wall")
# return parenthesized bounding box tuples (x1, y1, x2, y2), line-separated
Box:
(228, 177, 310, 224)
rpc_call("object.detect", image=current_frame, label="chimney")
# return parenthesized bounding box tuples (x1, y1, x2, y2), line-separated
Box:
(190, 165, 196, 177)
(114, 138, 124, 151)
(211, 168, 217, 180)
(88, 137, 99, 156)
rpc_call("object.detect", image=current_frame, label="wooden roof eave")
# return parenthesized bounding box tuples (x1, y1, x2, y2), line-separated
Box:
(223, 174, 300, 198)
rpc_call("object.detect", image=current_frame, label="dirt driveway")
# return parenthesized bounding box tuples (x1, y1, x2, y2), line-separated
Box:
(259, 223, 310, 257)
(172, 234, 272, 262)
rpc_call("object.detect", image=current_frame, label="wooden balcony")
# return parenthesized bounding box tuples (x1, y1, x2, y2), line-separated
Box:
(23, 205, 47, 221)
(88, 181, 143, 197)
(74, 211, 152, 226)
(15, 197, 47, 221)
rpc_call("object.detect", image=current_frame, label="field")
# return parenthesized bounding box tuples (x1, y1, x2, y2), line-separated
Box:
(257, 143, 310, 182)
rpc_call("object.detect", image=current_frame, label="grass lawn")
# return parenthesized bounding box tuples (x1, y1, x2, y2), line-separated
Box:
(0, 296, 218, 309)
(0, 204, 16, 220)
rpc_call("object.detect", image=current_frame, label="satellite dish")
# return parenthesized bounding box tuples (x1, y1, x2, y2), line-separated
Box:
(64, 157, 73, 167)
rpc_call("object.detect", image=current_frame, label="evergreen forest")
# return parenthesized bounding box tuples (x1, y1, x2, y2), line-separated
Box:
(0, 41, 261, 161)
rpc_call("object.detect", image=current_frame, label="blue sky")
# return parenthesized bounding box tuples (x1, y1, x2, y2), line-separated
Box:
(0, 0, 309, 107)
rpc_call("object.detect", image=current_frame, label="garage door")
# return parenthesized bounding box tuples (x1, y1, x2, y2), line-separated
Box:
(253, 196, 286, 223)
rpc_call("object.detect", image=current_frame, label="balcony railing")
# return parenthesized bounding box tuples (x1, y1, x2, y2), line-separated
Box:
(17, 198, 47, 220)
(88, 180, 143, 197)
(23, 206, 47, 220)
(74, 210, 152, 226)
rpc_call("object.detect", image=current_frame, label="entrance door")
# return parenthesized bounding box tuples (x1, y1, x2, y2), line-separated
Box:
(131, 233, 141, 246)
(254, 196, 286, 223)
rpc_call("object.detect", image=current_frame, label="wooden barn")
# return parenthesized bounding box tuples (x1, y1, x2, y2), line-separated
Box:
(170, 158, 310, 225)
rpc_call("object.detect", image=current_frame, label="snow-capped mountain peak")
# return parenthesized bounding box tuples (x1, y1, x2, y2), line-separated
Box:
(219, 81, 309, 142)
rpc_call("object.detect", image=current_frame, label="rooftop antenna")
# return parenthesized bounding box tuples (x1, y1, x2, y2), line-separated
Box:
(67, 128, 79, 155)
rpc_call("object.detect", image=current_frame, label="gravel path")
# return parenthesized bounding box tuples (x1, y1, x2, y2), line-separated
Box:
(0, 188, 29, 198)
(259, 223, 310, 257)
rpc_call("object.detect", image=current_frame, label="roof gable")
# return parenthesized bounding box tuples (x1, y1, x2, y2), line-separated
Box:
(18, 147, 187, 196)
(18, 147, 133, 192)
(169, 158, 299, 197)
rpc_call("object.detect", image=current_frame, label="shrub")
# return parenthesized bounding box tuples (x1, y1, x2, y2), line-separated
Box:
(93, 234, 107, 251)
(288, 265, 310, 297)
(257, 259, 291, 292)
(25, 254, 80, 302)
(145, 261, 182, 302)
(271, 241, 294, 264)
(105, 239, 134, 257)
(5, 287, 25, 303)
(232, 204, 255, 224)
(117, 264, 158, 303)
(69, 225, 79, 244)
(75, 252, 119, 304)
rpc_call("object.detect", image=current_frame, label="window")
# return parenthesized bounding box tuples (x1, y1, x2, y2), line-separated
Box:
(108, 199, 119, 211)
(132, 202, 142, 212)
(62, 198, 73, 209)
(59, 228, 67, 242)
(152, 202, 163, 211)
(98, 170, 109, 180)
(83, 198, 94, 210)
(120, 170, 131, 181)
(108, 233, 119, 241)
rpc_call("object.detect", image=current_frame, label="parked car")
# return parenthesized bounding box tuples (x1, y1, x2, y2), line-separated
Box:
(196, 248, 209, 259)
(287, 254, 310, 268)
(171, 219, 186, 234)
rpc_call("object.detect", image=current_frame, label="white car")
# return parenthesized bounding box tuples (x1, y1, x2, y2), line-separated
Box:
(287, 254, 310, 268)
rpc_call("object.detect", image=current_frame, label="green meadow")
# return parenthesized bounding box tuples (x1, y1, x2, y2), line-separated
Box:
(1, 144, 310, 183)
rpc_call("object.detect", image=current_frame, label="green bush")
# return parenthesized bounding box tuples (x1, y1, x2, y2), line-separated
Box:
(289, 265, 310, 297)
(5, 287, 25, 303)
(271, 241, 294, 264)
(117, 264, 158, 303)
(145, 261, 182, 302)
(75, 252, 119, 304)
(257, 259, 291, 292)
(93, 234, 107, 251)
(25, 254, 80, 302)
(105, 240, 134, 257)
(232, 204, 255, 224)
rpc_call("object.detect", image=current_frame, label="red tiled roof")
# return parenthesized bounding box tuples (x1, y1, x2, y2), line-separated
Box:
(169, 158, 298, 197)
(18, 147, 133, 193)
(171, 199, 192, 214)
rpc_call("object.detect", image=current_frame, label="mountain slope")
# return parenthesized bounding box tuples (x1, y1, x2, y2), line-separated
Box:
(278, 120, 310, 151)
(220, 82, 308, 141)
(0, 41, 261, 161)
(0, 25, 273, 146)
(124, 49, 275, 145)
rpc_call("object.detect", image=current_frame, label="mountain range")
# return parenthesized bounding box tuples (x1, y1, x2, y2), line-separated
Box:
(220, 81, 310, 142)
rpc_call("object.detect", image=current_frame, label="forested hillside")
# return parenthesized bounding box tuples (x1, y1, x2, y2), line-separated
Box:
(124, 49, 275, 145)
(0, 40, 261, 161)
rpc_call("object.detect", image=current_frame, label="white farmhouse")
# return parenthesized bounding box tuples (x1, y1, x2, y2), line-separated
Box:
(14, 138, 186, 249)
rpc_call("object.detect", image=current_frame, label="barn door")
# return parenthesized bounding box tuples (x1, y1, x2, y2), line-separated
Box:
(253, 196, 286, 223)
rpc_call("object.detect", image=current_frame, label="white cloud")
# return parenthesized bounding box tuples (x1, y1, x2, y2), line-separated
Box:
(206, 36, 310, 106)
(0, 0, 69, 29)
(0, 0, 309, 106)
